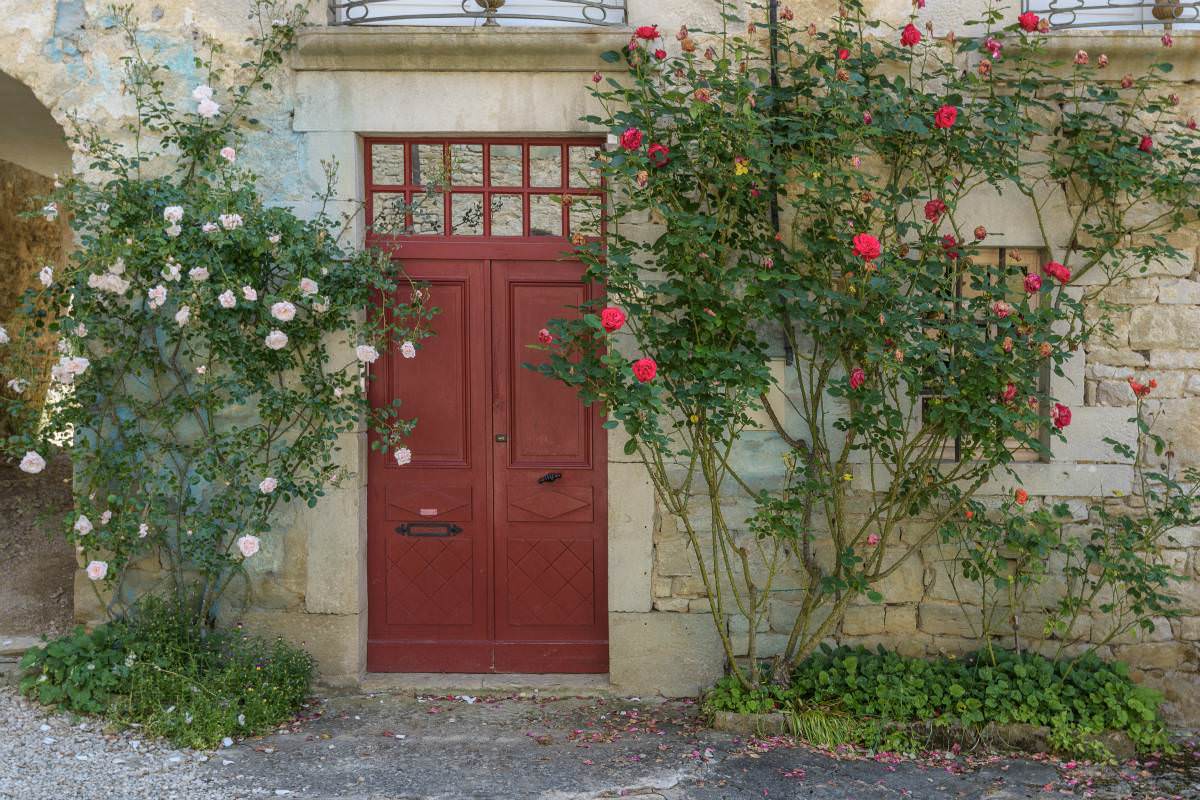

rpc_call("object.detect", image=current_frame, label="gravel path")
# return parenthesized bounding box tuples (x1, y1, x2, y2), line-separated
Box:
(3, 684, 1198, 799)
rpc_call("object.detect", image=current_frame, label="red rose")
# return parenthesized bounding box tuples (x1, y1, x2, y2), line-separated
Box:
(1024, 273, 1042, 293)
(924, 198, 947, 222)
(941, 234, 960, 260)
(1051, 402, 1072, 429)
(974, 225, 987, 241)
(1128, 377, 1153, 398)
(600, 307, 626, 333)
(654, 49, 667, 60)
(620, 127, 644, 151)
(635, 25, 660, 40)
(851, 233, 882, 261)
(849, 367, 865, 390)
(862, 111, 873, 125)
(1043, 260, 1071, 284)
(992, 300, 1012, 319)
(1015, 488, 1029, 506)
(838, 48, 850, 60)
(632, 357, 657, 383)
(900, 23, 922, 47)
(934, 105, 958, 129)
(1002, 383, 1018, 403)
(591, 71, 603, 84)
(537, 328, 554, 345)
(1018, 11, 1039, 31)
(1139, 135, 1153, 153)
(648, 143, 671, 167)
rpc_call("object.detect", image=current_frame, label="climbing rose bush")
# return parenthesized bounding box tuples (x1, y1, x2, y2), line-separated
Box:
(538, 0, 1200, 687)
(1, 4, 428, 625)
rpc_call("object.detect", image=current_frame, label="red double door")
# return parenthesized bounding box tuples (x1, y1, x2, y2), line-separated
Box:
(367, 254, 608, 673)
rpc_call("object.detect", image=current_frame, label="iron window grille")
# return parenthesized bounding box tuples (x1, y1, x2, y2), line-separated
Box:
(328, 0, 628, 27)
(1021, 0, 1198, 30)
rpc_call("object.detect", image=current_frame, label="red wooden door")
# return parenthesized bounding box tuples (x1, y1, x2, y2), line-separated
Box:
(367, 257, 607, 673)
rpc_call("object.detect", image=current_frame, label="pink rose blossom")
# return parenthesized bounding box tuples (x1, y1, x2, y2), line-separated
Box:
(259, 477, 278, 494)
(394, 447, 413, 466)
(271, 301, 297, 322)
(236, 535, 261, 558)
(264, 330, 288, 350)
(74, 515, 93, 536)
(220, 146, 236, 163)
(356, 344, 380, 363)
(86, 560, 108, 581)
(19, 451, 45, 474)
(401, 341, 417, 359)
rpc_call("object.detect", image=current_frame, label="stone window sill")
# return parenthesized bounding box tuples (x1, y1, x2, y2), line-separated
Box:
(1037, 31, 1200, 80)
(294, 27, 632, 72)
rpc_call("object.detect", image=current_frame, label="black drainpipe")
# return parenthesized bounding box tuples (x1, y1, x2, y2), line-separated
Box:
(768, 0, 794, 365)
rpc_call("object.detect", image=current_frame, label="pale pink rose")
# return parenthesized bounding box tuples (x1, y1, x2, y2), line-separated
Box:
(99, 510, 112, 525)
(236, 535, 261, 558)
(175, 305, 191, 326)
(218, 290, 236, 309)
(271, 301, 296, 322)
(163, 206, 184, 223)
(866, 533, 880, 545)
(0, 327, 8, 345)
(85, 560, 108, 581)
(189, 266, 210, 282)
(7, 378, 28, 394)
(202, 222, 219, 233)
(312, 298, 329, 314)
(192, 85, 214, 101)
(242, 286, 258, 302)
(264, 330, 288, 350)
(18, 451, 45, 474)
(51, 355, 90, 385)
(400, 341, 417, 359)
(219, 213, 243, 230)
(219, 146, 236, 163)
(196, 365, 207, 375)
(74, 515, 93, 536)
(394, 447, 413, 466)
(147, 285, 168, 310)
(259, 477, 278, 494)
(39, 266, 53, 287)
(165, 224, 182, 238)
(163, 259, 182, 282)
(333, 387, 344, 398)
(138, 523, 150, 538)
(268, 233, 281, 244)
(299, 278, 318, 296)
(356, 344, 380, 364)
(197, 98, 220, 119)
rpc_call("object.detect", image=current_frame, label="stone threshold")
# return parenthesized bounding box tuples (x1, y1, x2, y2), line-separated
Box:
(358, 672, 616, 697)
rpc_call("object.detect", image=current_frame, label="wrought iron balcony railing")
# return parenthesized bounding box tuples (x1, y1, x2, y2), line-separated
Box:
(328, 0, 628, 27)
(1022, 0, 1199, 30)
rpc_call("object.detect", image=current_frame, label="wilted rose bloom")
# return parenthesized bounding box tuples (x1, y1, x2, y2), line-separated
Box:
(1014, 488, 1029, 506)
(220, 146, 236, 163)
(164, 205, 184, 223)
(7, 378, 28, 394)
(259, 477, 278, 494)
(1121, 74, 1134, 89)
(74, 515, 93, 536)
(271, 301, 296, 322)
(100, 510, 112, 525)
(1002, 336, 1014, 353)
(189, 266, 209, 282)
(197, 98, 220, 118)
(1097, 54, 1108, 68)
(218, 290, 236, 309)
(162, 259, 182, 281)
(219, 213, 243, 230)
(202, 222, 218, 233)
(86, 561, 108, 581)
(978, 59, 992, 77)
(147, 284, 168, 310)
(356, 344, 380, 363)
(265, 330, 288, 350)
(87, 272, 130, 295)
(400, 341, 417, 359)
(1040, 342, 1053, 358)
(1162, 32, 1174, 47)
(299, 278, 319, 295)
(19, 451, 45, 474)
(175, 305, 191, 326)
(992, 300, 1012, 319)
(39, 266, 53, 286)
(242, 285, 258, 302)
(974, 226, 987, 241)
(1168, 93, 1180, 107)
(43, 203, 57, 221)
(236, 535, 261, 558)
(1073, 50, 1088, 65)
(394, 447, 413, 466)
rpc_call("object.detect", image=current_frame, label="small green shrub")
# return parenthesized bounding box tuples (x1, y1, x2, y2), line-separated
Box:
(19, 599, 314, 749)
(704, 645, 1171, 756)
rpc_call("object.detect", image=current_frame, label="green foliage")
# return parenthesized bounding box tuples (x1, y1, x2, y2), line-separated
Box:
(705, 645, 1171, 755)
(19, 598, 314, 749)
(1, 2, 431, 623)
(539, 0, 1200, 689)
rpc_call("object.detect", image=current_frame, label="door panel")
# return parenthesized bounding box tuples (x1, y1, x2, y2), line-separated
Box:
(367, 260, 492, 672)
(491, 260, 608, 671)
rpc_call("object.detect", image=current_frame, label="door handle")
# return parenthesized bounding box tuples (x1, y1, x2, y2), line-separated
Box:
(537, 472, 563, 484)
(396, 522, 463, 538)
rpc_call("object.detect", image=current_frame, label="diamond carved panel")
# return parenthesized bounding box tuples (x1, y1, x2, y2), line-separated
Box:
(508, 486, 593, 522)
(387, 536, 473, 626)
(506, 539, 594, 627)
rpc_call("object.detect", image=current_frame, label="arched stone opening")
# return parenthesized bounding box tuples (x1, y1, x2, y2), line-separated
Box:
(0, 69, 75, 646)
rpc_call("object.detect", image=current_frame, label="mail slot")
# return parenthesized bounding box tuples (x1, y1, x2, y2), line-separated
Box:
(396, 522, 464, 538)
